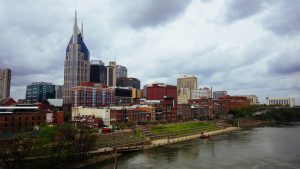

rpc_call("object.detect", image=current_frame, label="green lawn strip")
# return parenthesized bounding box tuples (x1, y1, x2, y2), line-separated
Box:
(150, 122, 217, 135)
(95, 133, 146, 148)
(150, 122, 221, 139)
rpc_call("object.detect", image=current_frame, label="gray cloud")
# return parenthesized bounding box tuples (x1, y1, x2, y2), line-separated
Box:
(268, 49, 300, 75)
(223, 0, 266, 23)
(0, 0, 299, 104)
(108, 0, 192, 28)
(222, 0, 300, 36)
(131, 0, 191, 28)
(262, 1, 300, 36)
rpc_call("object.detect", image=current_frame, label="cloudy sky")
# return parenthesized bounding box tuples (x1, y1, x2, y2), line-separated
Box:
(0, 0, 300, 104)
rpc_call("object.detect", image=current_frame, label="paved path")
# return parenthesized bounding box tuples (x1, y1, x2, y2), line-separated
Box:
(148, 127, 240, 148)
(90, 127, 240, 154)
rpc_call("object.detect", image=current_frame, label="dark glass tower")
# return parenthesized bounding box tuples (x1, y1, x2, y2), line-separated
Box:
(90, 60, 107, 85)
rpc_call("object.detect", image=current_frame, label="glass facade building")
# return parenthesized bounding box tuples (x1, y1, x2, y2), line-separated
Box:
(90, 60, 107, 85)
(25, 82, 55, 103)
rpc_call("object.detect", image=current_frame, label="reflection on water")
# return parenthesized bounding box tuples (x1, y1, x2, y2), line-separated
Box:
(87, 124, 300, 169)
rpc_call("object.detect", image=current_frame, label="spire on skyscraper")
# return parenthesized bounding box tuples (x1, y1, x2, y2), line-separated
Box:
(81, 21, 84, 40)
(73, 11, 78, 44)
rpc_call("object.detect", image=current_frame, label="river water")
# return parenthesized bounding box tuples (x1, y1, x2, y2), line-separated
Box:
(88, 124, 300, 169)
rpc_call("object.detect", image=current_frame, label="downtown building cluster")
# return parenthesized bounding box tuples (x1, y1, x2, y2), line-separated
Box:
(0, 12, 297, 133)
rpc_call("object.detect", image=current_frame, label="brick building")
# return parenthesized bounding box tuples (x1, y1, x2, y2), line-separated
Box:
(189, 98, 214, 119)
(0, 98, 16, 106)
(145, 83, 177, 101)
(0, 103, 63, 133)
(71, 82, 133, 108)
(177, 104, 192, 121)
(214, 95, 250, 117)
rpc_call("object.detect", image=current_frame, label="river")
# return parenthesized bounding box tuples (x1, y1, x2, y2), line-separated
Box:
(87, 123, 300, 169)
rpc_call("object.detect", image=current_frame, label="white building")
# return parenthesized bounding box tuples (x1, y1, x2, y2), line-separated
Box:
(265, 97, 295, 107)
(191, 87, 212, 99)
(72, 107, 111, 126)
(237, 95, 259, 105)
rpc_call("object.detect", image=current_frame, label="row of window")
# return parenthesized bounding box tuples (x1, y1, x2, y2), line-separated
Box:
(3, 116, 46, 121)
(2, 122, 41, 127)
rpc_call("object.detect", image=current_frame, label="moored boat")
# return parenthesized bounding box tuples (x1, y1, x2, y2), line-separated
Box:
(200, 132, 210, 139)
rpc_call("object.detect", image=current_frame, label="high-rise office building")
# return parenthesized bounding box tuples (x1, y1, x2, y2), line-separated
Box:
(63, 11, 90, 104)
(55, 85, 63, 99)
(177, 76, 197, 94)
(90, 60, 107, 85)
(0, 68, 11, 99)
(106, 61, 117, 87)
(26, 82, 55, 103)
(177, 75, 197, 103)
(116, 65, 127, 78)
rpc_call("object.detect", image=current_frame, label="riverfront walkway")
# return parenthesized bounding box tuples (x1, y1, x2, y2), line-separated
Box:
(89, 127, 240, 154)
(149, 127, 240, 147)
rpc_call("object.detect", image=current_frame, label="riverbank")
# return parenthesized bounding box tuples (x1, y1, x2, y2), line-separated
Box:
(149, 127, 240, 147)
(76, 127, 240, 168)
(234, 118, 275, 128)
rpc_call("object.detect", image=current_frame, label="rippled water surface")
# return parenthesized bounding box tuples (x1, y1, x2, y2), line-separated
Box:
(87, 124, 300, 169)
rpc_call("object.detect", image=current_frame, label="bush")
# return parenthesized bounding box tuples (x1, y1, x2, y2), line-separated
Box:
(263, 108, 300, 122)
(229, 105, 260, 118)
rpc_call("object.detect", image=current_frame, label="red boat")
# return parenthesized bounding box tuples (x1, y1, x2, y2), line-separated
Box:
(200, 133, 210, 139)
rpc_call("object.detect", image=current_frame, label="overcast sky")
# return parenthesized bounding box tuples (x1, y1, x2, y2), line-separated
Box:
(0, 0, 300, 104)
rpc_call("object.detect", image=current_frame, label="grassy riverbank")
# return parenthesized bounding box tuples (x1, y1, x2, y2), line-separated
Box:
(150, 121, 218, 135)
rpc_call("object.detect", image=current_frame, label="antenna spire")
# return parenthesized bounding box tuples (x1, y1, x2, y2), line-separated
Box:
(73, 11, 78, 43)
(81, 21, 84, 40)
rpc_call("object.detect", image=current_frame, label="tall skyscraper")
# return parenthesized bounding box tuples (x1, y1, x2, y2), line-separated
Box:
(55, 85, 63, 99)
(177, 76, 197, 95)
(0, 68, 11, 99)
(63, 11, 90, 104)
(177, 75, 197, 104)
(90, 60, 107, 85)
(26, 82, 55, 103)
(106, 61, 117, 87)
(116, 65, 127, 78)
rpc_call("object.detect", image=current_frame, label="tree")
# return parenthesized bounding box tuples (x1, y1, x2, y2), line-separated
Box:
(71, 124, 97, 159)
(0, 134, 33, 169)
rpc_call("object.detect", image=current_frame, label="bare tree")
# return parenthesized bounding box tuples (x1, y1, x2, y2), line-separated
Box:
(71, 124, 97, 159)
(0, 134, 33, 169)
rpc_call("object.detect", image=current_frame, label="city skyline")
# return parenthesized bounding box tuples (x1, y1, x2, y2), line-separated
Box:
(0, 0, 299, 104)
